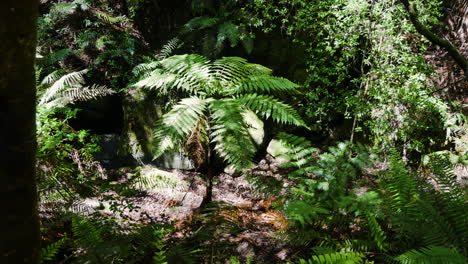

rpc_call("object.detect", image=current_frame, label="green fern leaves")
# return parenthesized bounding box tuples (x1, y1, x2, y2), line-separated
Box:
(236, 94, 308, 128)
(395, 246, 466, 264)
(133, 54, 305, 170)
(298, 251, 366, 264)
(38, 69, 114, 108)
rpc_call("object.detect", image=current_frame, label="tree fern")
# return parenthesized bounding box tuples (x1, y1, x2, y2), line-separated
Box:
(133, 54, 305, 171)
(133, 54, 305, 206)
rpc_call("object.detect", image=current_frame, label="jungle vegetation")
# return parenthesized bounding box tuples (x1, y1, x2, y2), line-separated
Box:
(0, 0, 467, 263)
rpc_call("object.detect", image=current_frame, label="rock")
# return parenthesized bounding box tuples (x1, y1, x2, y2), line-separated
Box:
(236, 241, 255, 259)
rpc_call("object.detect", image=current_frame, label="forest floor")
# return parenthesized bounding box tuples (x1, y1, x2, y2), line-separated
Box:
(75, 155, 293, 262)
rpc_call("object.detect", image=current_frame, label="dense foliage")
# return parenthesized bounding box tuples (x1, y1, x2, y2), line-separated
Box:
(27, 0, 468, 263)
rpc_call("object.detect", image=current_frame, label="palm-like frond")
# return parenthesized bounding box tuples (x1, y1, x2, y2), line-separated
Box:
(209, 99, 256, 170)
(133, 54, 211, 95)
(132, 61, 161, 77)
(45, 85, 115, 108)
(229, 75, 300, 95)
(236, 94, 308, 128)
(153, 97, 206, 158)
(158, 38, 183, 59)
(38, 69, 114, 108)
(39, 70, 88, 106)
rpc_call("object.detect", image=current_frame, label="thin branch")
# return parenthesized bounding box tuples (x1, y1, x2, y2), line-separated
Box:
(399, 0, 468, 79)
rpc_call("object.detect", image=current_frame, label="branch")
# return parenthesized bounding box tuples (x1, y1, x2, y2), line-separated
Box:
(399, 0, 468, 79)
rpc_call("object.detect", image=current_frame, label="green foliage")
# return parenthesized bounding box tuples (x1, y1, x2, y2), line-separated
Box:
(381, 152, 467, 255)
(180, 2, 255, 56)
(38, 0, 142, 90)
(37, 69, 114, 109)
(395, 246, 466, 264)
(37, 107, 102, 205)
(298, 251, 366, 264)
(40, 237, 68, 264)
(133, 54, 306, 170)
(242, 0, 455, 156)
(272, 137, 466, 262)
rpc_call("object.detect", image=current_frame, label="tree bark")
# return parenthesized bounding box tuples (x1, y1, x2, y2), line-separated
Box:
(400, 0, 468, 79)
(0, 1, 40, 263)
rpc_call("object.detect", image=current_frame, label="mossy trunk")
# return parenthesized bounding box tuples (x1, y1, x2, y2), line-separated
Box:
(0, 1, 40, 263)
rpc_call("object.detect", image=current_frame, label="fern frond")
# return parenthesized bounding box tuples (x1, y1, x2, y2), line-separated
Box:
(39, 49, 73, 66)
(365, 213, 387, 251)
(211, 56, 251, 84)
(39, 69, 88, 106)
(153, 97, 207, 158)
(93, 10, 128, 25)
(229, 75, 300, 95)
(132, 166, 187, 192)
(134, 55, 211, 95)
(72, 217, 103, 248)
(298, 251, 366, 264)
(209, 99, 256, 170)
(428, 154, 465, 200)
(158, 38, 183, 59)
(274, 132, 316, 167)
(50, 3, 77, 17)
(132, 61, 161, 77)
(395, 246, 466, 264)
(40, 70, 67, 86)
(54, 84, 115, 105)
(180, 16, 220, 34)
(385, 150, 419, 211)
(215, 22, 240, 50)
(40, 237, 68, 263)
(236, 94, 308, 128)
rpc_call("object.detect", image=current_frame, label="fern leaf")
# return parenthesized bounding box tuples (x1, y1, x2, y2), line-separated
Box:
(299, 251, 366, 264)
(158, 38, 182, 59)
(215, 22, 240, 50)
(40, 237, 68, 263)
(236, 94, 308, 128)
(180, 16, 220, 34)
(72, 217, 103, 248)
(133, 61, 161, 77)
(134, 55, 211, 95)
(365, 213, 387, 251)
(39, 69, 88, 106)
(395, 246, 466, 264)
(153, 97, 206, 158)
(56, 84, 114, 105)
(209, 99, 256, 170)
(229, 75, 300, 95)
(40, 70, 67, 86)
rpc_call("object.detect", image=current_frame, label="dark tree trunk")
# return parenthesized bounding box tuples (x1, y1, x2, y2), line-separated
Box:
(0, 1, 39, 263)
(198, 145, 216, 209)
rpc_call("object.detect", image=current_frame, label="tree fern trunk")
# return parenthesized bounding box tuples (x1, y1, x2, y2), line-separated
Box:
(199, 145, 215, 209)
(0, 1, 39, 263)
